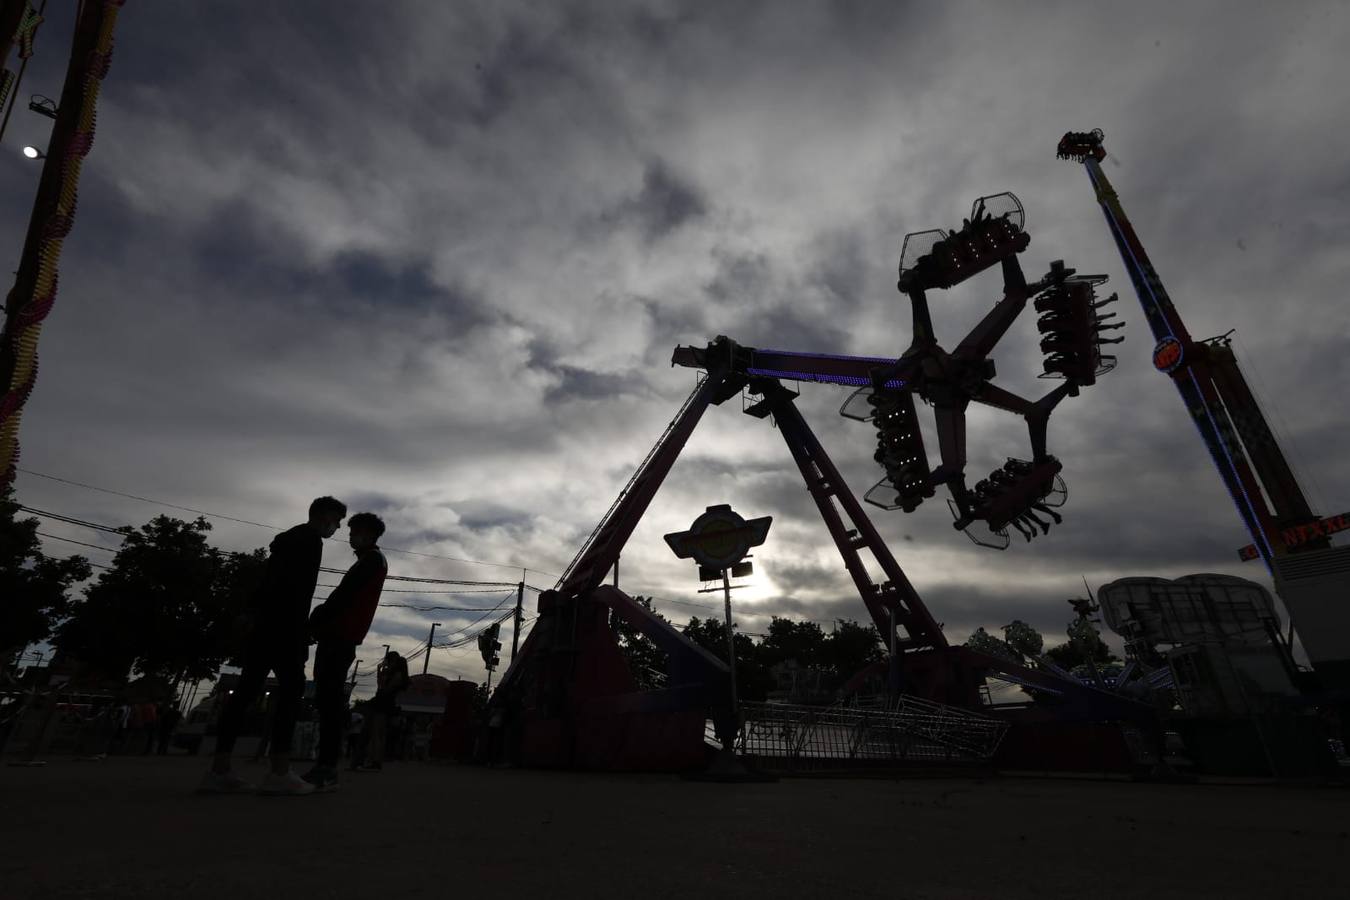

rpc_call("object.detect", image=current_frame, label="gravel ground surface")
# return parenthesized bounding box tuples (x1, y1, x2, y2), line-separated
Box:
(2, 756, 1348, 899)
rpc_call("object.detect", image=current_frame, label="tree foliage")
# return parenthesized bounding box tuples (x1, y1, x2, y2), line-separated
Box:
(682, 616, 772, 701)
(673, 614, 885, 701)
(54, 515, 257, 685)
(216, 548, 269, 667)
(758, 617, 827, 670)
(0, 485, 92, 664)
(1002, 620, 1044, 659)
(820, 619, 885, 681)
(612, 596, 670, 691)
(1043, 631, 1118, 671)
(964, 626, 1021, 663)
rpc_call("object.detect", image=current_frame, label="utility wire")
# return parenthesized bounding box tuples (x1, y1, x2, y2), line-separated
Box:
(320, 585, 512, 594)
(647, 594, 719, 611)
(33, 531, 119, 554)
(18, 505, 129, 534)
(425, 607, 515, 654)
(19, 477, 275, 528)
(16, 503, 540, 588)
(16, 467, 563, 577)
(26, 535, 511, 604)
(378, 604, 514, 612)
(316, 566, 518, 587)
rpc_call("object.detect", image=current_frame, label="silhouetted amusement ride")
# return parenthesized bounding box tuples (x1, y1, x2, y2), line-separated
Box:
(480, 185, 1173, 774)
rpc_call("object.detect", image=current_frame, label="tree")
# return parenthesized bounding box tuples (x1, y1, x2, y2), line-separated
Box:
(0, 484, 92, 667)
(757, 617, 827, 670)
(1002, 620, 1044, 659)
(1043, 623, 1118, 671)
(682, 616, 771, 701)
(215, 548, 268, 667)
(612, 596, 669, 691)
(54, 515, 244, 686)
(964, 621, 1047, 667)
(964, 626, 1020, 664)
(820, 619, 885, 682)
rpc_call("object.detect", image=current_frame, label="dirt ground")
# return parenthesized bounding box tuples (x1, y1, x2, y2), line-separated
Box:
(1, 756, 1347, 899)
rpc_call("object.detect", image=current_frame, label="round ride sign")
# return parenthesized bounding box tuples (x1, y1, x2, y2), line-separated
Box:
(664, 504, 772, 571)
(1152, 336, 1184, 373)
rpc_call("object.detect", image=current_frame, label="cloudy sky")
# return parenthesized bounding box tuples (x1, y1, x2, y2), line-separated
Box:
(5, 1, 1348, 690)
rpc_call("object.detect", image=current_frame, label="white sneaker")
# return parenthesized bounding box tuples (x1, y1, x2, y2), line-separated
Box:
(258, 769, 316, 796)
(197, 770, 255, 794)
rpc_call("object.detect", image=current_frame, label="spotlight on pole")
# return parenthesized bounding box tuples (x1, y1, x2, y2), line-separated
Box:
(22, 145, 45, 160)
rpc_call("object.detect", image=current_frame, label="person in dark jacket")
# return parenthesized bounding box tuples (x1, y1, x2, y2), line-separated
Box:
(302, 512, 389, 791)
(199, 496, 346, 795)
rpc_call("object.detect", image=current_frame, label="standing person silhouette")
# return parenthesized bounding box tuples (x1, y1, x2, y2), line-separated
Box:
(361, 650, 409, 771)
(303, 512, 389, 791)
(198, 496, 346, 795)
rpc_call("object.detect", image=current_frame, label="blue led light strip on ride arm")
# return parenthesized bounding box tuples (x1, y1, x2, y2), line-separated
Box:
(744, 348, 909, 388)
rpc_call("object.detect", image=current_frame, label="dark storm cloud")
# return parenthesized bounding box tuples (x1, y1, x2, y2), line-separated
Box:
(702, 248, 855, 350)
(182, 199, 492, 328)
(525, 332, 657, 403)
(543, 365, 637, 403)
(454, 506, 536, 533)
(602, 160, 709, 243)
(771, 560, 862, 597)
(807, 228, 872, 312)
(637, 295, 710, 353)
(704, 248, 773, 305)
(470, 19, 595, 127)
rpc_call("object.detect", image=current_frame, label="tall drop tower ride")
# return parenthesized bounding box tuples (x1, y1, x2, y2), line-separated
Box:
(1056, 129, 1350, 693)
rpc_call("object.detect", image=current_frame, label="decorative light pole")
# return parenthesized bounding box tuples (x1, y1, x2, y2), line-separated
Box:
(664, 504, 772, 726)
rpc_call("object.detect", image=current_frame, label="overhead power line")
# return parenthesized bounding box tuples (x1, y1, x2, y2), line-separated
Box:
(318, 566, 519, 587)
(17, 472, 275, 527)
(319, 585, 513, 594)
(16, 503, 543, 589)
(16, 467, 563, 577)
(647, 594, 719, 611)
(18, 505, 129, 534)
(378, 603, 514, 612)
(34, 531, 120, 554)
(24, 534, 521, 606)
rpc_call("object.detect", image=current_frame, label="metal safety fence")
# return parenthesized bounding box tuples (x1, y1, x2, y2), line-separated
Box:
(718, 695, 1008, 772)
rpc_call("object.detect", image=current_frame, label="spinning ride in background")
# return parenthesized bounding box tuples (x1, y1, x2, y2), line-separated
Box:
(854, 193, 1123, 549)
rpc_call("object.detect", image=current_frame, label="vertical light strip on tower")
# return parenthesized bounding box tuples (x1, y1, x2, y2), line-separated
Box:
(0, 1, 125, 488)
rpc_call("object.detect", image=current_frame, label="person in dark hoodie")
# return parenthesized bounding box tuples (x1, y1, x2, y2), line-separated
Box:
(199, 496, 346, 795)
(302, 511, 389, 791)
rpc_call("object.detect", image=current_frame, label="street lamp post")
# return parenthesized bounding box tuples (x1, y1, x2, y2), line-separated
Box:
(720, 568, 739, 713)
(664, 503, 772, 763)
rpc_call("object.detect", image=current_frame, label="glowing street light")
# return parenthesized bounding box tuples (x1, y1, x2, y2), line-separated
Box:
(21, 145, 45, 160)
